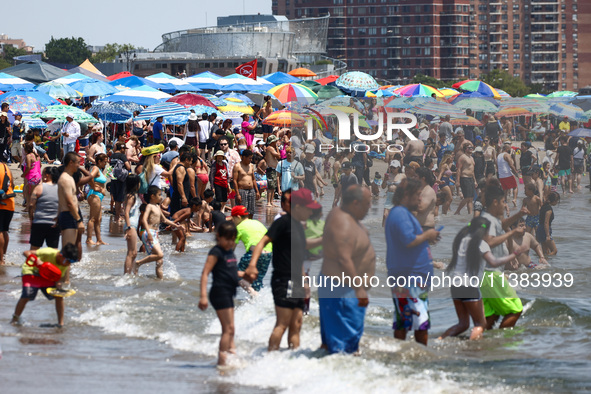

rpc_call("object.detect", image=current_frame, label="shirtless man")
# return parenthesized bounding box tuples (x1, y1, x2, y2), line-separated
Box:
(265, 135, 281, 207)
(414, 167, 437, 230)
(455, 143, 477, 215)
(403, 135, 424, 166)
(233, 149, 260, 218)
(257, 96, 274, 142)
(319, 184, 376, 354)
(509, 218, 549, 269)
(135, 186, 179, 278)
(483, 137, 497, 179)
(58, 152, 83, 250)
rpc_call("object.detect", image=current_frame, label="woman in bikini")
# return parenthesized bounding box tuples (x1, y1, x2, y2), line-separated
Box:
(23, 142, 41, 211)
(86, 153, 109, 245)
(193, 153, 210, 199)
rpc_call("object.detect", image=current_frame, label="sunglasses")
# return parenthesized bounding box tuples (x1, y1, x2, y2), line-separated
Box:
(220, 143, 228, 146)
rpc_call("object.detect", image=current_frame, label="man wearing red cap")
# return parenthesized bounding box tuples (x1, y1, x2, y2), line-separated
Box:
(246, 188, 321, 351)
(231, 205, 272, 292)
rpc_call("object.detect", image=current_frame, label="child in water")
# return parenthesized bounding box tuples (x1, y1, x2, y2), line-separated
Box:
(440, 216, 526, 340)
(198, 221, 251, 366)
(522, 183, 542, 235)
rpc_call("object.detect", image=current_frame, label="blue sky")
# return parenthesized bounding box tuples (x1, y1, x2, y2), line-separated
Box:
(4, 0, 271, 52)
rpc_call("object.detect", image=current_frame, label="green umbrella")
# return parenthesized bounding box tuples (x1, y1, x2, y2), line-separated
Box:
(32, 104, 97, 122)
(452, 98, 498, 112)
(547, 91, 578, 98)
(299, 80, 321, 91)
(316, 85, 345, 100)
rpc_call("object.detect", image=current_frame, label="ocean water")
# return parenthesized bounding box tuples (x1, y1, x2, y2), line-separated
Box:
(1, 179, 590, 393)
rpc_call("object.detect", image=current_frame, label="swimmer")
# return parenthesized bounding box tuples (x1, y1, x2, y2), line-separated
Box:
(509, 218, 549, 270)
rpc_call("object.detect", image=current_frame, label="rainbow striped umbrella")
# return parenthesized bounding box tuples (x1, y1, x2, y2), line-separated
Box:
(455, 80, 501, 99)
(268, 83, 318, 105)
(394, 84, 444, 98)
(407, 99, 467, 118)
(496, 107, 531, 117)
(498, 98, 549, 113)
(548, 103, 587, 120)
(439, 87, 460, 97)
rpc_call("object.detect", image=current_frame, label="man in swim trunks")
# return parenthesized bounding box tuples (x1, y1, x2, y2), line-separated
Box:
(320, 185, 375, 354)
(554, 135, 573, 194)
(233, 149, 260, 218)
(57, 152, 83, 251)
(385, 178, 440, 345)
(509, 218, 549, 269)
(455, 142, 477, 215)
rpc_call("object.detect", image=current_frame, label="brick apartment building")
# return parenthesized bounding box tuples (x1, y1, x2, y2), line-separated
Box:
(273, 0, 590, 91)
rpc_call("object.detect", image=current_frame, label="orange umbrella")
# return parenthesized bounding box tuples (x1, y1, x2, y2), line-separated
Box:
(450, 116, 483, 126)
(263, 110, 306, 127)
(496, 107, 532, 117)
(288, 68, 317, 78)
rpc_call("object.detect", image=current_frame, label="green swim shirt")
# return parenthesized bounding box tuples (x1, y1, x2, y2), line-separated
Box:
(237, 219, 273, 253)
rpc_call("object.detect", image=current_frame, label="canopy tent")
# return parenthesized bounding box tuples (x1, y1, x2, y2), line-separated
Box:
(77, 59, 107, 77)
(216, 73, 275, 91)
(146, 72, 201, 92)
(98, 85, 172, 106)
(184, 71, 223, 90)
(260, 72, 301, 85)
(0, 72, 36, 91)
(67, 66, 110, 82)
(0, 60, 71, 84)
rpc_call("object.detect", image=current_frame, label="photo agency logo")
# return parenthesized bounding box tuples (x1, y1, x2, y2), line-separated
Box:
(305, 108, 419, 153)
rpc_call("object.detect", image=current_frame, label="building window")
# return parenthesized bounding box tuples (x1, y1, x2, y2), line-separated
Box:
(513, 54, 520, 60)
(425, 48, 431, 55)
(369, 27, 377, 35)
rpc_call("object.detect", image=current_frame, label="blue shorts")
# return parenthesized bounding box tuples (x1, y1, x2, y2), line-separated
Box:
(525, 214, 539, 229)
(21, 285, 54, 301)
(58, 211, 77, 230)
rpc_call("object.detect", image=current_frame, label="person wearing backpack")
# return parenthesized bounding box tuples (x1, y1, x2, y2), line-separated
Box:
(110, 142, 131, 223)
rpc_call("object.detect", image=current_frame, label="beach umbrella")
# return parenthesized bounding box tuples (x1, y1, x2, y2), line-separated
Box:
(548, 103, 587, 120)
(450, 116, 483, 126)
(166, 93, 217, 108)
(315, 75, 339, 86)
(322, 105, 362, 115)
(37, 81, 81, 99)
(0, 90, 60, 109)
(99, 85, 172, 106)
(215, 73, 274, 92)
(439, 87, 459, 97)
(385, 97, 413, 109)
(498, 98, 549, 113)
(319, 95, 365, 111)
(263, 110, 306, 127)
(454, 80, 501, 99)
(0, 72, 35, 91)
(217, 97, 254, 115)
(53, 72, 93, 85)
(288, 68, 317, 78)
(198, 93, 225, 107)
(547, 91, 578, 98)
(185, 71, 222, 90)
(316, 85, 345, 100)
(335, 71, 379, 93)
(495, 89, 511, 98)
(261, 72, 301, 85)
(22, 115, 47, 128)
(451, 79, 474, 89)
(88, 101, 143, 123)
(407, 99, 467, 118)
(32, 105, 96, 122)
(449, 91, 498, 106)
(299, 80, 322, 91)
(107, 71, 135, 81)
(219, 92, 255, 106)
(0, 95, 46, 114)
(69, 79, 119, 97)
(452, 98, 498, 112)
(136, 102, 190, 121)
(146, 72, 201, 92)
(244, 91, 282, 108)
(268, 83, 318, 105)
(395, 83, 444, 98)
(365, 89, 395, 98)
(496, 107, 532, 117)
(571, 97, 591, 112)
(568, 128, 591, 138)
(188, 104, 224, 118)
(524, 93, 548, 100)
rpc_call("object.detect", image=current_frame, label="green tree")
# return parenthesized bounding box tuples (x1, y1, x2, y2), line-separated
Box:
(412, 73, 447, 89)
(480, 69, 530, 97)
(44, 36, 92, 65)
(92, 43, 136, 64)
(0, 57, 11, 70)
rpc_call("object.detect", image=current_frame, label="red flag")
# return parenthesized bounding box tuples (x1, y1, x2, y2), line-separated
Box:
(236, 59, 257, 80)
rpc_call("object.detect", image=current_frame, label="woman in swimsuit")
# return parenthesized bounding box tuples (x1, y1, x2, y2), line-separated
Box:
(86, 132, 106, 166)
(23, 142, 41, 211)
(193, 154, 210, 199)
(436, 153, 455, 215)
(86, 153, 109, 245)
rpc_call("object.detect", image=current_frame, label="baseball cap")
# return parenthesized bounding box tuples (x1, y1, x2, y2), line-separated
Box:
(474, 146, 483, 153)
(390, 160, 401, 168)
(14, 111, 22, 117)
(66, 112, 74, 119)
(0, 112, 7, 117)
(291, 188, 322, 209)
(231, 205, 248, 217)
(168, 140, 178, 148)
(305, 144, 315, 154)
(342, 161, 353, 170)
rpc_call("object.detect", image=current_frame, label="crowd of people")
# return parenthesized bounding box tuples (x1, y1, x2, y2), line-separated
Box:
(2, 97, 587, 367)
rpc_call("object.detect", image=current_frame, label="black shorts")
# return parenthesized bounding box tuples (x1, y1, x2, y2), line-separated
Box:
(21, 286, 54, 301)
(111, 179, 125, 203)
(58, 211, 77, 230)
(0, 209, 14, 232)
(403, 155, 423, 166)
(450, 285, 481, 302)
(214, 183, 228, 203)
(271, 276, 305, 310)
(209, 286, 235, 310)
(485, 161, 496, 175)
(262, 124, 273, 135)
(30, 223, 60, 248)
(460, 177, 475, 199)
(199, 142, 207, 150)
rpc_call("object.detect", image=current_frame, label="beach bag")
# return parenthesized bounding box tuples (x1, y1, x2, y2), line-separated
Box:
(26, 254, 62, 282)
(138, 172, 149, 194)
(112, 159, 128, 182)
(133, 126, 144, 137)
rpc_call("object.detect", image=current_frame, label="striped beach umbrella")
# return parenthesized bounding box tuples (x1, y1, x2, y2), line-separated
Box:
(455, 80, 501, 99)
(219, 92, 255, 106)
(37, 81, 81, 99)
(452, 98, 498, 112)
(498, 98, 549, 113)
(32, 105, 97, 122)
(88, 101, 144, 123)
(407, 99, 467, 118)
(496, 107, 532, 117)
(394, 84, 444, 98)
(263, 110, 306, 127)
(268, 83, 318, 105)
(166, 93, 217, 108)
(99, 86, 172, 106)
(0, 72, 35, 91)
(548, 103, 586, 120)
(136, 102, 190, 121)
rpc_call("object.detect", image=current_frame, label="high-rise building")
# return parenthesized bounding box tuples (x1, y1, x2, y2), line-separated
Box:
(273, 0, 590, 91)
